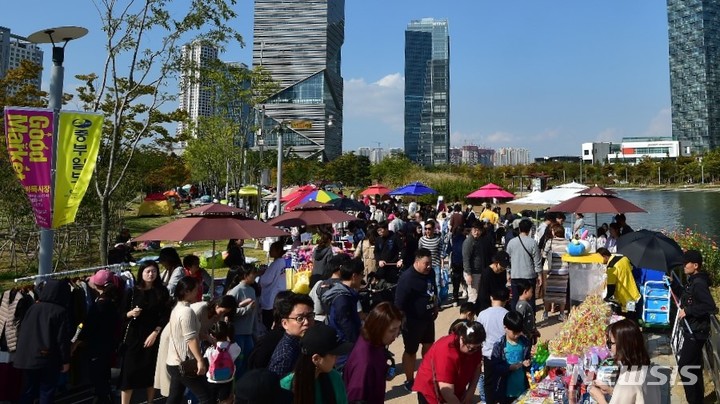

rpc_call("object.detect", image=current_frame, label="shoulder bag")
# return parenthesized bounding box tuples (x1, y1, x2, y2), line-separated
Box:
(169, 316, 201, 378)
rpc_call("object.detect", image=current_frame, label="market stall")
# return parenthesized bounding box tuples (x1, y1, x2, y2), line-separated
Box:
(562, 253, 606, 303)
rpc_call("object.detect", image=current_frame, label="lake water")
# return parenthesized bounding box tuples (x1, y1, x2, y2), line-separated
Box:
(579, 189, 720, 239)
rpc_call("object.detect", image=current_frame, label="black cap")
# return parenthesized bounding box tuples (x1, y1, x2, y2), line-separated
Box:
(300, 323, 353, 356)
(493, 251, 511, 268)
(683, 250, 703, 266)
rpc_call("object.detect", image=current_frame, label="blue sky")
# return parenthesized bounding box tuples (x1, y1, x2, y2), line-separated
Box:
(2, 1, 671, 157)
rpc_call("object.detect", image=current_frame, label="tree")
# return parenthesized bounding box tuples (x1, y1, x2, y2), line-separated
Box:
(75, 0, 243, 263)
(323, 152, 371, 187)
(370, 154, 418, 186)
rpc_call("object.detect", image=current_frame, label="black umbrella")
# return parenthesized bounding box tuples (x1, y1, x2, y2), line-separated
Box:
(329, 197, 369, 212)
(616, 229, 685, 271)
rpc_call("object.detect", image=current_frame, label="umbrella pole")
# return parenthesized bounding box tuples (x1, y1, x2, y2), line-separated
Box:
(211, 240, 216, 298)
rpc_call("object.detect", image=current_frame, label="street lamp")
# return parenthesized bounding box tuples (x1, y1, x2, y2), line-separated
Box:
(27, 26, 88, 277)
(275, 121, 291, 217)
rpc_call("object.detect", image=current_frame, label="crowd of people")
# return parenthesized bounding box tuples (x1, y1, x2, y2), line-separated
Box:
(4, 196, 718, 404)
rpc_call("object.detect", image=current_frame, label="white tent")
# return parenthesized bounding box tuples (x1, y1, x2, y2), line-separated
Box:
(509, 182, 588, 206)
(507, 190, 554, 205)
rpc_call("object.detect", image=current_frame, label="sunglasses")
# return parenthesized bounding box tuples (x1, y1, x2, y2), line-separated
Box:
(425, 227, 434, 230)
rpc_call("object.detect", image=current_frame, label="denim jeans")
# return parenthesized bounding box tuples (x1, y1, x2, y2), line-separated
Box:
(20, 368, 60, 404)
(166, 364, 211, 404)
(234, 334, 255, 379)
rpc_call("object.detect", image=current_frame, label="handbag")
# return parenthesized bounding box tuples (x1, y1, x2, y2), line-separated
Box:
(542, 239, 553, 271)
(169, 321, 201, 378)
(117, 291, 135, 356)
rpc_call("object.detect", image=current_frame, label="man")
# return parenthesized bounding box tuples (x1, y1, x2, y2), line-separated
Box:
(464, 204, 477, 228)
(267, 293, 315, 377)
(418, 219, 444, 298)
(449, 204, 464, 234)
(374, 221, 404, 284)
(167, 254, 212, 298)
(310, 254, 350, 322)
(677, 250, 718, 404)
(322, 258, 364, 344)
(614, 213, 634, 236)
(505, 219, 542, 311)
(463, 221, 492, 304)
(394, 248, 438, 392)
(476, 251, 511, 313)
(479, 203, 499, 227)
(370, 204, 386, 222)
(596, 248, 640, 317)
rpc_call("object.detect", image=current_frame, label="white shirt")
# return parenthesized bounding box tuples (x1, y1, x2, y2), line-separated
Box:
(259, 258, 287, 311)
(608, 368, 662, 404)
(477, 306, 509, 358)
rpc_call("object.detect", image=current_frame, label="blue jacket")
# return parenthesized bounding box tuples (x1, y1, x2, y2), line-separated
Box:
(489, 334, 532, 399)
(324, 283, 361, 343)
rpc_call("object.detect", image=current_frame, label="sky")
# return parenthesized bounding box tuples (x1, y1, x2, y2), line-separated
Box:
(1, 1, 672, 157)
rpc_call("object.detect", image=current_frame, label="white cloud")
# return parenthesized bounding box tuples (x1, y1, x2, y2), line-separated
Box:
(643, 107, 671, 137)
(344, 73, 404, 131)
(450, 130, 517, 147)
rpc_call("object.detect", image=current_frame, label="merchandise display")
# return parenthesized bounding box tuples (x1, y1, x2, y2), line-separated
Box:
(548, 294, 612, 357)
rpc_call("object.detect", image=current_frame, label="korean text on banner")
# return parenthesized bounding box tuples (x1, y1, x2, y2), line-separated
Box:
(52, 111, 103, 228)
(4, 107, 54, 228)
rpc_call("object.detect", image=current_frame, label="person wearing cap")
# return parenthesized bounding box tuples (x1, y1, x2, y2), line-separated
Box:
(235, 369, 292, 404)
(74, 269, 122, 404)
(505, 219, 542, 312)
(279, 323, 352, 404)
(677, 250, 718, 404)
(394, 248, 439, 392)
(412, 321, 486, 404)
(268, 293, 315, 377)
(374, 221, 404, 284)
(476, 251, 511, 313)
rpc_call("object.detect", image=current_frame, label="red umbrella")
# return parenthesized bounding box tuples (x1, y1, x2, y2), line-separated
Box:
(281, 185, 316, 202)
(133, 215, 288, 242)
(268, 201, 358, 227)
(185, 203, 245, 216)
(360, 184, 391, 196)
(466, 183, 515, 199)
(547, 186, 645, 214)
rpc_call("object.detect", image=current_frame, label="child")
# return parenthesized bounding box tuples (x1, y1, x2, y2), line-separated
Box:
(490, 311, 532, 404)
(448, 302, 477, 333)
(477, 288, 510, 404)
(204, 321, 242, 404)
(515, 279, 540, 345)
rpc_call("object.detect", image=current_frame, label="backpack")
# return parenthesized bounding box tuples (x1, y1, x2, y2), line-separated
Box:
(208, 346, 235, 382)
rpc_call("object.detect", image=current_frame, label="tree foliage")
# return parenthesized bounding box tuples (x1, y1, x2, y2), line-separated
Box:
(322, 152, 371, 187)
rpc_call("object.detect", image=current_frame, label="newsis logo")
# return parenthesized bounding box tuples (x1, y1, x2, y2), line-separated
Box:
(567, 365, 701, 386)
(72, 118, 92, 129)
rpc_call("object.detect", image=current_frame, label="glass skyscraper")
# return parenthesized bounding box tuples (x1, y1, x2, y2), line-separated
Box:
(668, 0, 720, 152)
(405, 18, 450, 165)
(252, 0, 344, 160)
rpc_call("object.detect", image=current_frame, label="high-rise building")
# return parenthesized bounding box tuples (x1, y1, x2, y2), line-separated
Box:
(668, 0, 720, 152)
(253, 0, 345, 161)
(493, 148, 531, 166)
(177, 41, 219, 137)
(404, 18, 450, 166)
(0, 26, 43, 91)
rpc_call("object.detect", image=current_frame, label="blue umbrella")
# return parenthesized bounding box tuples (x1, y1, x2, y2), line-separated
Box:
(389, 181, 437, 196)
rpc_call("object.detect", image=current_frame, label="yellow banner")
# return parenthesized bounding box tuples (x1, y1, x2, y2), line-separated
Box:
(52, 111, 103, 228)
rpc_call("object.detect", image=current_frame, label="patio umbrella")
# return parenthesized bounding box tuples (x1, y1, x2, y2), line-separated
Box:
(508, 190, 553, 206)
(360, 184, 391, 196)
(281, 185, 316, 202)
(299, 190, 341, 204)
(466, 183, 515, 199)
(536, 182, 589, 205)
(329, 197, 369, 212)
(617, 230, 685, 272)
(268, 201, 358, 227)
(547, 186, 646, 214)
(389, 181, 437, 196)
(133, 211, 288, 289)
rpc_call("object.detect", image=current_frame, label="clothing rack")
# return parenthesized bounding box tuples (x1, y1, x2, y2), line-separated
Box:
(13, 263, 129, 283)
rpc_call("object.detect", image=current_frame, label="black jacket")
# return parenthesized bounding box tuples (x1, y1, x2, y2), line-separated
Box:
(14, 279, 72, 370)
(681, 272, 718, 339)
(374, 231, 403, 283)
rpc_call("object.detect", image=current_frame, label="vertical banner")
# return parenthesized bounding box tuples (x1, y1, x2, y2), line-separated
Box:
(4, 107, 54, 228)
(52, 111, 103, 228)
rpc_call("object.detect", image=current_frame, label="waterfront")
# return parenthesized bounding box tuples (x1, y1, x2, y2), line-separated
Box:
(583, 189, 720, 238)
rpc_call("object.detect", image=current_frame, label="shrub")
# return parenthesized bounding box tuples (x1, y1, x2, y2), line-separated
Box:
(666, 228, 720, 285)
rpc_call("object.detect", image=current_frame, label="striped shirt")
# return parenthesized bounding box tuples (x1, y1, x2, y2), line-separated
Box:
(418, 235, 442, 268)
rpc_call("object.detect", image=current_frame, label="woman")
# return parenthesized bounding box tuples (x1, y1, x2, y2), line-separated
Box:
(76, 269, 122, 404)
(354, 225, 378, 281)
(543, 225, 570, 321)
(412, 321, 486, 404)
(119, 262, 171, 404)
(165, 277, 210, 404)
(606, 223, 620, 253)
(596, 225, 608, 249)
(343, 302, 404, 403)
(224, 239, 246, 268)
(158, 247, 183, 286)
(573, 212, 585, 237)
(259, 241, 287, 331)
(280, 323, 352, 404)
(226, 264, 259, 376)
(191, 295, 238, 347)
(311, 232, 335, 288)
(589, 319, 661, 404)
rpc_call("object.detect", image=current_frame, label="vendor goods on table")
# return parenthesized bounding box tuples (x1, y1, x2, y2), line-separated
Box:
(548, 293, 612, 356)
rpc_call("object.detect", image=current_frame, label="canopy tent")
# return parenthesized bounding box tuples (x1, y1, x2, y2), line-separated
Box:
(466, 183, 515, 199)
(507, 190, 554, 206)
(138, 193, 174, 216)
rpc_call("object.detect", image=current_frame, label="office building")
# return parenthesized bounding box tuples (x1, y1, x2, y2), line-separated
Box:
(0, 26, 43, 91)
(252, 0, 345, 160)
(404, 18, 450, 166)
(177, 41, 219, 137)
(449, 145, 495, 166)
(668, 0, 720, 151)
(582, 138, 692, 164)
(493, 148, 531, 166)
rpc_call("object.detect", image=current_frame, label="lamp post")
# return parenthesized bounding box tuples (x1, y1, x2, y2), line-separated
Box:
(257, 105, 265, 219)
(27, 26, 87, 277)
(275, 121, 290, 218)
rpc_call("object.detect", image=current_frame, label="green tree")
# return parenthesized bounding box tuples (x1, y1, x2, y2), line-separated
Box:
(75, 0, 243, 263)
(323, 152, 371, 187)
(370, 154, 418, 186)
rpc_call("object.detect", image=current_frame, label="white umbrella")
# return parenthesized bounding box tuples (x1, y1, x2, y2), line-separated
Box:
(508, 190, 554, 205)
